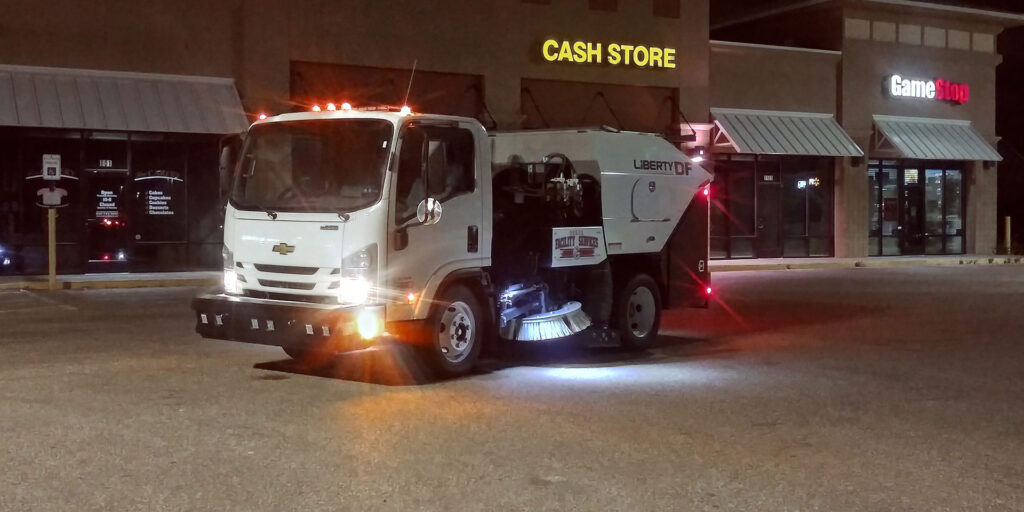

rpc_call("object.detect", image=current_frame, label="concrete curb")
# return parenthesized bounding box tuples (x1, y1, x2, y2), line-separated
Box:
(0, 277, 219, 292)
(711, 256, 1024, 272)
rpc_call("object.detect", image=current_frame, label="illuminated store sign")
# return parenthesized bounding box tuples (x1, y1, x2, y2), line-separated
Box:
(541, 40, 676, 69)
(886, 75, 970, 105)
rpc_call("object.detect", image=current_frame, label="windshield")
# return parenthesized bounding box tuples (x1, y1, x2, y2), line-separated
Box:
(231, 119, 394, 212)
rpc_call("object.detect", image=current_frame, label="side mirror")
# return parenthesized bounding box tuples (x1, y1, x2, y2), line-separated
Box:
(416, 197, 443, 226)
(218, 135, 242, 197)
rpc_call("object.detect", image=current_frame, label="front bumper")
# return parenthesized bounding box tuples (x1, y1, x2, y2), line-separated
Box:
(191, 293, 387, 352)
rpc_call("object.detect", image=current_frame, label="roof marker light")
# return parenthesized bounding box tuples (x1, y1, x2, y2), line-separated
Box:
(341, 102, 352, 111)
(312, 105, 322, 112)
(326, 103, 337, 111)
(399, 105, 412, 116)
(258, 113, 267, 120)
(703, 186, 710, 198)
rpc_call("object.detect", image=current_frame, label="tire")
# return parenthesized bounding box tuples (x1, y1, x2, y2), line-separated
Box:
(420, 284, 484, 377)
(614, 273, 662, 350)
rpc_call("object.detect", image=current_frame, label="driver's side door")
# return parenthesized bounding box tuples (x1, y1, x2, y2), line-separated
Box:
(386, 122, 483, 321)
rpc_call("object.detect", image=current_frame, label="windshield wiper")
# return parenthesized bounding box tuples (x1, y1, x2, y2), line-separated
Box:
(261, 207, 278, 220)
(335, 210, 351, 222)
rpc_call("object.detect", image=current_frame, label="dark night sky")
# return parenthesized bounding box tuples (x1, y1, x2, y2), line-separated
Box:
(711, 0, 1024, 24)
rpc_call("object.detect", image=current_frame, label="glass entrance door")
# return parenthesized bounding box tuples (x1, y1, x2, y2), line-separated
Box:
(83, 170, 129, 269)
(756, 182, 782, 258)
(900, 169, 925, 255)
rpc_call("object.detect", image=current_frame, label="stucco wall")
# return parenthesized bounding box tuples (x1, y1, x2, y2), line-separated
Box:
(837, 6, 1005, 256)
(710, 41, 840, 114)
(0, 0, 709, 130)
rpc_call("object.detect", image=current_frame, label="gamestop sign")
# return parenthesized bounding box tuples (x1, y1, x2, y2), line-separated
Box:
(886, 74, 970, 105)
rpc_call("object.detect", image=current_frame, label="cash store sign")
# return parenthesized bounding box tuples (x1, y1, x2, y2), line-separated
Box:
(541, 40, 677, 69)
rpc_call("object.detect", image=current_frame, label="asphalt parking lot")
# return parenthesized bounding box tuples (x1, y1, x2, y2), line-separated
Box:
(1, 266, 1022, 511)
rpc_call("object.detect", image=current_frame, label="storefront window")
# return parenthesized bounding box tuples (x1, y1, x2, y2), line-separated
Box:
(945, 171, 963, 253)
(924, 169, 944, 255)
(867, 160, 965, 256)
(0, 129, 226, 275)
(711, 155, 834, 259)
(16, 132, 84, 274)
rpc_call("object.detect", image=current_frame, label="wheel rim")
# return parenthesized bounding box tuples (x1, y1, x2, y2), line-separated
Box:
(438, 301, 475, 364)
(627, 286, 657, 338)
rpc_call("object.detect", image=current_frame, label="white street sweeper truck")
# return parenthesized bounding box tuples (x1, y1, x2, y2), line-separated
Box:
(192, 106, 713, 376)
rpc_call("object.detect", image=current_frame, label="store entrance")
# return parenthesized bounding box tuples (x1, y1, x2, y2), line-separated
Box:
(756, 182, 782, 258)
(868, 161, 965, 256)
(901, 175, 926, 255)
(83, 169, 130, 270)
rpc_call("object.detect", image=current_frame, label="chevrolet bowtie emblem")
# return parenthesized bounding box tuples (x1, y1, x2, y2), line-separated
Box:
(272, 242, 295, 255)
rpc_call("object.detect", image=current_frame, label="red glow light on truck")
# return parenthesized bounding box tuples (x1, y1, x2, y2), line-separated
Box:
(258, 113, 267, 120)
(705, 286, 713, 296)
(312, 105, 322, 112)
(703, 186, 710, 198)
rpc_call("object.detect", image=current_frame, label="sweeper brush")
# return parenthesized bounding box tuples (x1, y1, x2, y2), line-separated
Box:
(500, 301, 592, 342)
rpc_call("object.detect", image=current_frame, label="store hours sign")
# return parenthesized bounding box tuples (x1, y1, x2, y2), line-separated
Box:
(886, 74, 970, 105)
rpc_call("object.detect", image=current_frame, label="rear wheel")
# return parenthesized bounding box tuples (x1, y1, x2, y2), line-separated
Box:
(614, 273, 662, 350)
(421, 285, 483, 377)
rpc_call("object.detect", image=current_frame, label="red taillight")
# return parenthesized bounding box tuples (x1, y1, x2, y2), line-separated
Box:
(102, 254, 110, 261)
(703, 186, 710, 198)
(705, 286, 713, 296)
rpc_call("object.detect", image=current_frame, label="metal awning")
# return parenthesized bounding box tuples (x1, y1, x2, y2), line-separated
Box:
(711, 107, 863, 157)
(0, 64, 249, 134)
(873, 115, 1002, 162)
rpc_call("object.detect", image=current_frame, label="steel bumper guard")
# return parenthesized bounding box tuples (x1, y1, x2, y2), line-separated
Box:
(192, 293, 386, 352)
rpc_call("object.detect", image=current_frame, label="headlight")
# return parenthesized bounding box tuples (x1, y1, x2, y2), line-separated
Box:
(223, 270, 241, 295)
(222, 246, 242, 295)
(223, 246, 234, 269)
(336, 278, 371, 305)
(333, 244, 377, 305)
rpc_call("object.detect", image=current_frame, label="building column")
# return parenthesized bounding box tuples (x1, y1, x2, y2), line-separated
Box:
(483, 69, 522, 131)
(834, 137, 870, 258)
(966, 161, 998, 255)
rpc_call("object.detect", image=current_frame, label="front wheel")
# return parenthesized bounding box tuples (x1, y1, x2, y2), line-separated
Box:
(614, 273, 662, 350)
(421, 285, 484, 377)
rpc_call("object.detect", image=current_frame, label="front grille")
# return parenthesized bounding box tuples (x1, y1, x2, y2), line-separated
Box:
(254, 264, 320, 275)
(257, 279, 316, 291)
(244, 290, 337, 304)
